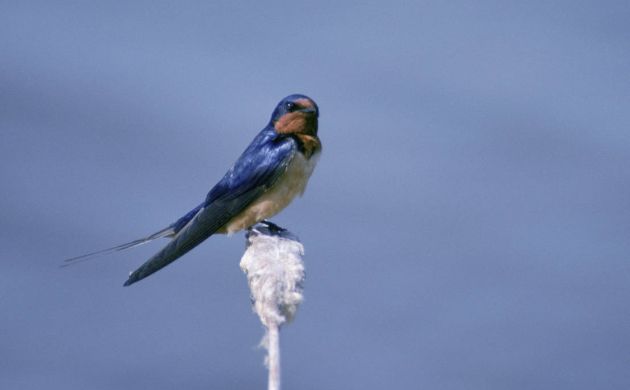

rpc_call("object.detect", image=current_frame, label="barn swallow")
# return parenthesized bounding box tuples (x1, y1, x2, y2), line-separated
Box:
(64, 94, 321, 286)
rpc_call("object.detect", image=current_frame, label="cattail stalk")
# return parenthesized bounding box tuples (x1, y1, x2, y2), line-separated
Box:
(266, 323, 280, 390)
(240, 222, 305, 390)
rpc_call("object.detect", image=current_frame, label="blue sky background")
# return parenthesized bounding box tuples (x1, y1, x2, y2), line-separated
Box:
(2, 1, 630, 389)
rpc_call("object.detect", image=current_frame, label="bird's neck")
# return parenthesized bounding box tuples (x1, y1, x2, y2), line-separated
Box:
(293, 133, 321, 159)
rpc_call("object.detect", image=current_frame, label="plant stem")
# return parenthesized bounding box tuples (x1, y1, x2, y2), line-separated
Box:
(267, 323, 280, 390)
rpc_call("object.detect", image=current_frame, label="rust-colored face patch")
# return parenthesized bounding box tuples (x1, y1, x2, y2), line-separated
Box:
(274, 111, 318, 136)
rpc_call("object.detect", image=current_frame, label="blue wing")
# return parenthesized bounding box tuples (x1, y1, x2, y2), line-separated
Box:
(123, 128, 297, 286)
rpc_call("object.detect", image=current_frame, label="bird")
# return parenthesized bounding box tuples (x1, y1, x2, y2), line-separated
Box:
(64, 94, 321, 286)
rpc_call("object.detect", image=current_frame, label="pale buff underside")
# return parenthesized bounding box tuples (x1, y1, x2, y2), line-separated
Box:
(219, 151, 320, 234)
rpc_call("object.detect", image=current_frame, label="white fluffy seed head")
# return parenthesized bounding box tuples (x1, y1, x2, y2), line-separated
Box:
(240, 224, 305, 328)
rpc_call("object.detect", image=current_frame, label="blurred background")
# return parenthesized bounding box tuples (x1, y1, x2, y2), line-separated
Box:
(1, 1, 629, 389)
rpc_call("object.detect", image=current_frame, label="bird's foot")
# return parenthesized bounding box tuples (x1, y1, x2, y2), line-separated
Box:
(259, 220, 286, 233)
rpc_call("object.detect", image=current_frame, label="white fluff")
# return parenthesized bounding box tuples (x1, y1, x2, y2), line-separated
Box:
(240, 224, 305, 328)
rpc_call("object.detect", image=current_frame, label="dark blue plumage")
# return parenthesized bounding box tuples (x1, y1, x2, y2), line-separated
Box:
(169, 128, 296, 236)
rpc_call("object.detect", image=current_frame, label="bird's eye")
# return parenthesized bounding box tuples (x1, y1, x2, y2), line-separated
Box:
(285, 102, 296, 112)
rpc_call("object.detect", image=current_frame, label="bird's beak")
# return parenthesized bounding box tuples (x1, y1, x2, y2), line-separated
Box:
(299, 106, 318, 116)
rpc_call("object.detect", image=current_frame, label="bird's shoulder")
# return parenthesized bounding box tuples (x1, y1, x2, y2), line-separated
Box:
(205, 127, 298, 204)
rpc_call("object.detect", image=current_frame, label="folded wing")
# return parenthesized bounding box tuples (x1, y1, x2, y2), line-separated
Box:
(123, 130, 296, 286)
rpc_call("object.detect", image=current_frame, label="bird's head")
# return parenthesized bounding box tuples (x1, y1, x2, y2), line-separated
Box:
(270, 94, 319, 136)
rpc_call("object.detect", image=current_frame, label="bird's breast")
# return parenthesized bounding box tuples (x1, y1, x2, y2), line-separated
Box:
(220, 151, 320, 234)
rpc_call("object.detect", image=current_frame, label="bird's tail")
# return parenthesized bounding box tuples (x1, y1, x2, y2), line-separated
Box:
(61, 226, 175, 267)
